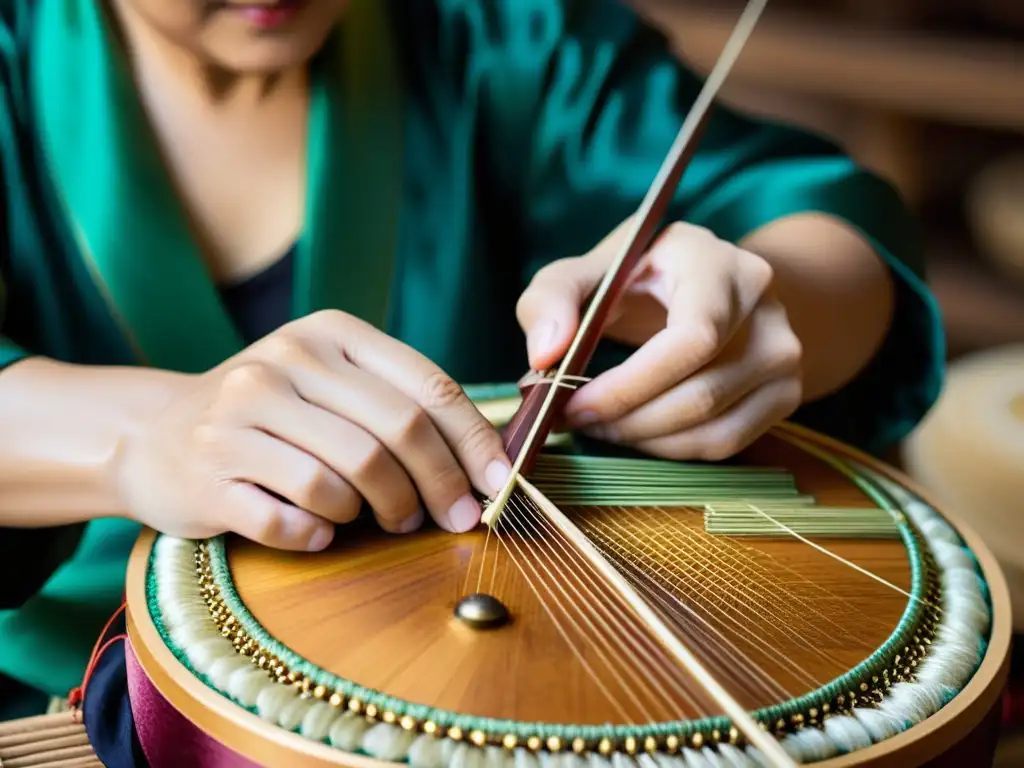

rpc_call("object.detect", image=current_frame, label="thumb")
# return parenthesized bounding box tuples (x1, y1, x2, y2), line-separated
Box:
(517, 218, 638, 370)
(516, 256, 605, 370)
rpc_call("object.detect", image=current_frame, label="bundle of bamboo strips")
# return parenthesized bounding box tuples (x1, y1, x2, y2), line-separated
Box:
(0, 711, 100, 768)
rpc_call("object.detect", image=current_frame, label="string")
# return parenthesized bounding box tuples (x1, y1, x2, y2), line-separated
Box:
(580, 509, 822, 695)
(676, 505, 896, 632)
(488, 510, 636, 723)
(507, 492, 712, 715)
(514, 477, 797, 766)
(642, 505, 873, 645)
(744, 504, 943, 613)
(502, 495, 660, 720)
(588, 540, 793, 704)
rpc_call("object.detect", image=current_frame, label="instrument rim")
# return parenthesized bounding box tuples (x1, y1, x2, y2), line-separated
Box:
(124, 421, 1013, 767)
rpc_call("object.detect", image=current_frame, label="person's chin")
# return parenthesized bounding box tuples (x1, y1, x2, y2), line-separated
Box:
(207, 1, 343, 72)
(211, 36, 328, 72)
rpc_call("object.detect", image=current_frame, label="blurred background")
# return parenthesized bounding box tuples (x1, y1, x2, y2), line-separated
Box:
(634, 0, 1024, 362)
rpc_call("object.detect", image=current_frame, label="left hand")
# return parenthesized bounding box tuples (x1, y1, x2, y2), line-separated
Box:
(516, 219, 804, 461)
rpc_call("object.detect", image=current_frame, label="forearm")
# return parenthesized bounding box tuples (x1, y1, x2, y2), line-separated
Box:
(740, 212, 896, 403)
(0, 357, 188, 527)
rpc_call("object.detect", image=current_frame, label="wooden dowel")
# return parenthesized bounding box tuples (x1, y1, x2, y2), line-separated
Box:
(0, 732, 92, 759)
(0, 713, 77, 738)
(4, 744, 97, 767)
(0, 725, 87, 750)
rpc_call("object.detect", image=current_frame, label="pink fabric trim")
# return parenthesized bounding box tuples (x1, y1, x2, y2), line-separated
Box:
(126, 639, 262, 768)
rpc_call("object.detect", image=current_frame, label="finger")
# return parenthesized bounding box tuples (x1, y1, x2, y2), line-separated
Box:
(627, 376, 803, 462)
(214, 481, 335, 552)
(223, 427, 364, 526)
(309, 318, 512, 503)
(237, 383, 423, 534)
(650, 224, 772, 334)
(516, 217, 650, 370)
(584, 305, 801, 443)
(564, 323, 723, 427)
(288, 360, 484, 533)
(516, 256, 602, 370)
(565, 245, 772, 428)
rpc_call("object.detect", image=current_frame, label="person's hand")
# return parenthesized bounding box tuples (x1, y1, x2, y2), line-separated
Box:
(114, 311, 511, 551)
(516, 219, 803, 461)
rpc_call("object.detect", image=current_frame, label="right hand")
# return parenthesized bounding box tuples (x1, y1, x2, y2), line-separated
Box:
(114, 310, 511, 551)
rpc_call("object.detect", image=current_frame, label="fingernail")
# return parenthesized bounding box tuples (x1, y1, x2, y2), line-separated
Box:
(307, 525, 334, 551)
(486, 460, 511, 496)
(569, 409, 600, 427)
(528, 320, 558, 359)
(397, 507, 425, 534)
(446, 494, 481, 533)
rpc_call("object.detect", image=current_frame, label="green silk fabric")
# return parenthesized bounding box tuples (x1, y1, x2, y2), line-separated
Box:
(0, 0, 943, 701)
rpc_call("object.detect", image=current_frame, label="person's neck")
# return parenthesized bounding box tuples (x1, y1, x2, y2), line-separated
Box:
(107, 0, 307, 111)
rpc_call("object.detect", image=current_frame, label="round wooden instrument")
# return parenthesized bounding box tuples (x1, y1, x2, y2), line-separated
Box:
(125, 387, 1010, 768)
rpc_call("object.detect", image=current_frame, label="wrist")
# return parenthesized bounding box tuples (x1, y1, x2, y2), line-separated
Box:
(105, 366, 194, 521)
(0, 357, 193, 526)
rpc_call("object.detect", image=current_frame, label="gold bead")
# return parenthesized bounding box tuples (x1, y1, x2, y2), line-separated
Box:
(449, 727, 464, 742)
(572, 738, 586, 754)
(644, 736, 658, 753)
(502, 734, 518, 750)
(623, 737, 638, 755)
(808, 708, 818, 719)
(709, 731, 720, 745)
(470, 730, 487, 747)
(791, 714, 804, 726)
(728, 727, 740, 745)
(598, 738, 614, 756)
(526, 736, 542, 751)
(400, 716, 417, 731)
(546, 736, 562, 752)
(691, 733, 704, 749)
(300, 679, 312, 695)
(666, 734, 681, 752)
(821, 704, 830, 714)
(313, 685, 327, 700)
(328, 693, 344, 708)
(423, 721, 438, 736)
(348, 698, 364, 714)
(383, 710, 397, 724)
(364, 704, 379, 720)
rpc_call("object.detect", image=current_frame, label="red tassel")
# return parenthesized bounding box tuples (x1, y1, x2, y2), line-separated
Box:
(68, 599, 127, 712)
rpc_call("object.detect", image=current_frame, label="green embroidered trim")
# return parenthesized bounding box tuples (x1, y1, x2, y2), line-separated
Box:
(175, 448, 936, 745)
